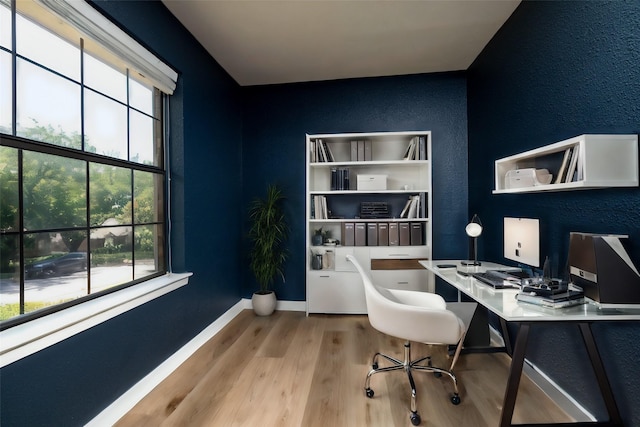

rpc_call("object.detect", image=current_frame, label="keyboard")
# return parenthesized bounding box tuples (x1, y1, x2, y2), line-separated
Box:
(472, 270, 528, 289)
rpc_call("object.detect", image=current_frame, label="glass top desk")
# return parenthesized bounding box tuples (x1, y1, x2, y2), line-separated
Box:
(420, 260, 640, 427)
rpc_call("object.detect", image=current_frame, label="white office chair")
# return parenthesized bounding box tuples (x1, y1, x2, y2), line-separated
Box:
(347, 254, 472, 426)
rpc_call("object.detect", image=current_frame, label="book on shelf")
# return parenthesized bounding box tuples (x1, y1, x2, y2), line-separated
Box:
(418, 136, 426, 161)
(331, 168, 350, 190)
(350, 140, 358, 161)
(400, 195, 420, 219)
(410, 223, 423, 245)
(403, 136, 422, 161)
(399, 222, 411, 246)
(403, 137, 416, 160)
(324, 140, 335, 162)
(407, 195, 420, 219)
(564, 146, 579, 183)
(367, 223, 378, 246)
(354, 223, 367, 246)
(378, 222, 389, 246)
(312, 195, 328, 219)
(554, 146, 573, 184)
(357, 140, 365, 161)
(399, 197, 412, 218)
(388, 223, 399, 246)
(342, 222, 355, 246)
(314, 139, 334, 163)
(576, 154, 584, 181)
(364, 140, 372, 161)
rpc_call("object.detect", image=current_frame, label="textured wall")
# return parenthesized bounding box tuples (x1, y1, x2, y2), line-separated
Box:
(468, 1, 640, 423)
(0, 1, 244, 425)
(241, 73, 469, 300)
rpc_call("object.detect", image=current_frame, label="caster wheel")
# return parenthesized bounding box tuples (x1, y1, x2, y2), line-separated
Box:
(372, 363, 378, 370)
(410, 412, 421, 426)
(451, 394, 461, 405)
(365, 388, 374, 398)
(434, 371, 442, 378)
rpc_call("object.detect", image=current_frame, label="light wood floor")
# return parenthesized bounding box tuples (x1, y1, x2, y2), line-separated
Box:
(115, 310, 573, 427)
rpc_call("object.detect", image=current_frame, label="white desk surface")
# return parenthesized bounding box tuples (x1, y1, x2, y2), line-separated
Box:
(420, 260, 640, 322)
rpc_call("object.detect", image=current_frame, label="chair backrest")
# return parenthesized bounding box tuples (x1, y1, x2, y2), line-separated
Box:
(346, 254, 465, 345)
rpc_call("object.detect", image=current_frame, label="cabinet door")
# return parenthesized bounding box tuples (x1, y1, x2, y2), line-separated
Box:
(334, 246, 369, 272)
(307, 272, 366, 314)
(371, 269, 434, 292)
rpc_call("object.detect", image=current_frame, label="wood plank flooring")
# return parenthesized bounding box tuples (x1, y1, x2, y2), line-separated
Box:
(115, 310, 573, 427)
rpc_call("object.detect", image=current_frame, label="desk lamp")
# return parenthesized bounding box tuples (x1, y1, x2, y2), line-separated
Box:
(461, 214, 482, 266)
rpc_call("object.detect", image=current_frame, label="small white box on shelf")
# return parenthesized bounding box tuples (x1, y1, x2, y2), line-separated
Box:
(357, 174, 387, 190)
(505, 168, 552, 189)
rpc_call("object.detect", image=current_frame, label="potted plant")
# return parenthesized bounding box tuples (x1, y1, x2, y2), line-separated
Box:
(247, 184, 289, 316)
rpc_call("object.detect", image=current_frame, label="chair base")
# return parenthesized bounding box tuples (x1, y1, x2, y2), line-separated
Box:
(364, 341, 461, 425)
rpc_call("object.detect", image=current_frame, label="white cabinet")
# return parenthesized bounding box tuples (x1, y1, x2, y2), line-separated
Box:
(493, 134, 638, 194)
(307, 272, 366, 314)
(306, 131, 433, 314)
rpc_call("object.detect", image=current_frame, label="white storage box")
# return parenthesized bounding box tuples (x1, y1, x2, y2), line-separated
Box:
(505, 168, 552, 189)
(357, 174, 387, 191)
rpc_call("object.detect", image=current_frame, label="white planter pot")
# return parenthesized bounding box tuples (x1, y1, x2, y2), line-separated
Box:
(252, 291, 277, 316)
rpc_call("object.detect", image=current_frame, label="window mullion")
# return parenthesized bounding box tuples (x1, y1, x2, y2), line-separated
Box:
(10, 0, 16, 136)
(17, 148, 24, 314)
(80, 37, 85, 152)
(86, 160, 91, 295)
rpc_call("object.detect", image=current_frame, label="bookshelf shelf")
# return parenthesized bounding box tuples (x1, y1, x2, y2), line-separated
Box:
(493, 134, 639, 194)
(306, 131, 433, 315)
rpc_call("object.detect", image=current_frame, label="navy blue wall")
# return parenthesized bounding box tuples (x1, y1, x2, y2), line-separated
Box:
(468, 1, 640, 424)
(241, 74, 470, 300)
(0, 1, 243, 425)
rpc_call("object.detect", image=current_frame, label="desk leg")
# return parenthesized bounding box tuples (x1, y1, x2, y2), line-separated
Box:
(578, 323, 622, 426)
(500, 317, 512, 356)
(500, 323, 530, 427)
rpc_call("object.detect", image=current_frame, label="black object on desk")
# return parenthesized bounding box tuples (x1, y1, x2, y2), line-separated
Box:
(471, 270, 527, 289)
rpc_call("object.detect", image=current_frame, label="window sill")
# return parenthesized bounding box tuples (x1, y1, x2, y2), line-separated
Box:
(0, 272, 192, 368)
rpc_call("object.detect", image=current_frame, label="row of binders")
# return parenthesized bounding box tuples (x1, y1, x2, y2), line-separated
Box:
(342, 222, 423, 246)
(403, 136, 427, 161)
(331, 168, 350, 190)
(399, 194, 426, 219)
(350, 139, 373, 161)
(554, 144, 583, 184)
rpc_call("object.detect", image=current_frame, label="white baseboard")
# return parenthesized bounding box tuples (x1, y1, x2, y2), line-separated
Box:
(489, 325, 594, 422)
(86, 299, 303, 426)
(522, 361, 595, 422)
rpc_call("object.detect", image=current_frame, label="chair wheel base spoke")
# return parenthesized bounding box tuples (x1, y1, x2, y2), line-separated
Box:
(410, 412, 421, 425)
(365, 388, 374, 398)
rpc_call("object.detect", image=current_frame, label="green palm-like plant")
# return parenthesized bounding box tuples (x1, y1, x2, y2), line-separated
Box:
(248, 184, 289, 293)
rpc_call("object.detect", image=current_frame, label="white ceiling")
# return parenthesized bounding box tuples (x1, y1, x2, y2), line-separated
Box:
(161, 0, 521, 86)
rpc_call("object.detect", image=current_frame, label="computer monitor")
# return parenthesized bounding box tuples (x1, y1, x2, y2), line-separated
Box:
(504, 217, 540, 268)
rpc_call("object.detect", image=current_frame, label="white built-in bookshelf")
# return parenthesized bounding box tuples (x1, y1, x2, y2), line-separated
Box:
(306, 131, 433, 314)
(494, 134, 639, 194)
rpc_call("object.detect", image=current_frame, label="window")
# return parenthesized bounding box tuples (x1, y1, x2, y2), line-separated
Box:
(0, 0, 175, 328)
